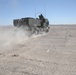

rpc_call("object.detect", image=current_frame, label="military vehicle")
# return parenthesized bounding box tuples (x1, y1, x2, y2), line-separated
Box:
(13, 14, 50, 34)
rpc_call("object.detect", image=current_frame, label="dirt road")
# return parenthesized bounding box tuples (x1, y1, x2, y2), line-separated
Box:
(0, 25, 76, 75)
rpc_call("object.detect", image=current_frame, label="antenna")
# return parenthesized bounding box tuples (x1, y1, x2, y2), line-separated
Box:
(44, 2, 46, 18)
(35, 5, 36, 18)
(34, 0, 46, 18)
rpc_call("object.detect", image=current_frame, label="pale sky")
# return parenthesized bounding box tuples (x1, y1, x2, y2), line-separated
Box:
(0, 0, 76, 25)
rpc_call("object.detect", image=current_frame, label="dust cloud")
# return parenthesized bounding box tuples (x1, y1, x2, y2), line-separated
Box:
(0, 26, 30, 49)
(0, 26, 46, 50)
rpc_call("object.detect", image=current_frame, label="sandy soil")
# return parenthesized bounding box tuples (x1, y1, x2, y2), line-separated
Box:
(0, 25, 76, 75)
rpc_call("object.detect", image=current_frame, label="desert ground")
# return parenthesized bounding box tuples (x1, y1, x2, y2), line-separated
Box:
(0, 25, 76, 75)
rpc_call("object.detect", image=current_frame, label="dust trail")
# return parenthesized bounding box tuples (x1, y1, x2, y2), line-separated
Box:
(32, 32, 46, 38)
(0, 26, 46, 50)
(0, 26, 29, 49)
